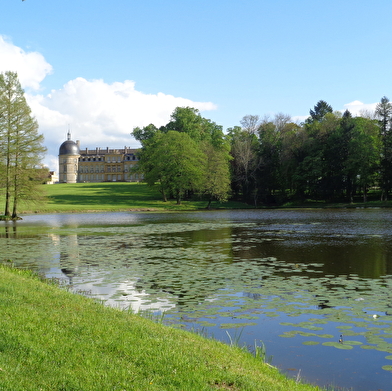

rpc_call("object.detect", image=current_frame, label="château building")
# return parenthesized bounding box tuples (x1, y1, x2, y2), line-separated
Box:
(58, 132, 142, 183)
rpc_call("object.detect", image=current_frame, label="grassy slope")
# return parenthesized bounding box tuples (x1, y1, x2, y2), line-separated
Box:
(0, 266, 321, 391)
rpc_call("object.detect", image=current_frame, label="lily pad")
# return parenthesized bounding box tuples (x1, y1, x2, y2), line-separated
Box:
(322, 342, 353, 350)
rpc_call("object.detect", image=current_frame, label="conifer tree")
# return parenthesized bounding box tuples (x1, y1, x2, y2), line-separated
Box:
(0, 71, 46, 220)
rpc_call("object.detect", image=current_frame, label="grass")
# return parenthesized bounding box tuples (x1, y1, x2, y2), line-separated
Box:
(6, 182, 250, 214)
(2, 182, 392, 216)
(0, 264, 322, 391)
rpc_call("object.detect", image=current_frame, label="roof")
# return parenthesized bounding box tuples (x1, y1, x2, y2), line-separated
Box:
(59, 140, 80, 156)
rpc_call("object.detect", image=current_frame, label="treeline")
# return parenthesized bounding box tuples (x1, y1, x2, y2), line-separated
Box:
(133, 98, 392, 206)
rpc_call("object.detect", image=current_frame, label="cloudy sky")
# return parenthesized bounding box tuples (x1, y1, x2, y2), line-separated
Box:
(1, 1, 390, 170)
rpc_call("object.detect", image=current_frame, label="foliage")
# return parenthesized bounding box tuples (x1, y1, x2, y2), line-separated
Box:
(375, 96, 392, 200)
(223, 100, 388, 205)
(132, 107, 231, 206)
(202, 142, 232, 208)
(0, 71, 46, 220)
(307, 100, 333, 123)
(226, 125, 260, 204)
(142, 131, 206, 204)
(134, 100, 392, 206)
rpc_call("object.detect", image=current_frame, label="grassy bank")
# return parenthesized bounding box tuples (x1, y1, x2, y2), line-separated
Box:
(0, 265, 321, 391)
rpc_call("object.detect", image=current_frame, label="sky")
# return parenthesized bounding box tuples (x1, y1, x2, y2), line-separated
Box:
(1, 0, 391, 170)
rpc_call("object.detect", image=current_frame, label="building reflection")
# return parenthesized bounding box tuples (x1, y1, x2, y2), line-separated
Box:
(59, 234, 80, 283)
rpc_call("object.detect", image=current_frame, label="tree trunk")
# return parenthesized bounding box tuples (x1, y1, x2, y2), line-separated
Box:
(11, 199, 18, 220)
(4, 189, 11, 217)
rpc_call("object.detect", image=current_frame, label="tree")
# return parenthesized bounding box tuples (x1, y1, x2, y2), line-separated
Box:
(202, 143, 231, 209)
(132, 107, 231, 206)
(227, 124, 259, 204)
(164, 106, 226, 148)
(240, 115, 260, 135)
(307, 100, 333, 123)
(0, 71, 46, 220)
(140, 131, 205, 204)
(131, 123, 159, 143)
(375, 96, 392, 200)
(345, 117, 380, 202)
(375, 96, 392, 136)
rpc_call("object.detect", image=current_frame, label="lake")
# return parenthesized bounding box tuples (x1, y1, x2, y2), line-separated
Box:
(1, 209, 392, 391)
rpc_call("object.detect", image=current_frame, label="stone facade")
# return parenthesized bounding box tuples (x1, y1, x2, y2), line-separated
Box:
(58, 133, 141, 183)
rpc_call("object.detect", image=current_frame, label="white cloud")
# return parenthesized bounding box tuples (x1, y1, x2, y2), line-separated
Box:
(0, 36, 52, 90)
(342, 100, 377, 117)
(28, 77, 217, 170)
(0, 35, 217, 171)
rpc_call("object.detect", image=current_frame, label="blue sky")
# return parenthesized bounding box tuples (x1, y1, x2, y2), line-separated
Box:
(1, 0, 391, 169)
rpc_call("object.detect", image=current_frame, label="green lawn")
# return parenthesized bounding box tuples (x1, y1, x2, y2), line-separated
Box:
(0, 265, 322, 391)
(9, 182, 248, 214)
(2, 182, 391, 217)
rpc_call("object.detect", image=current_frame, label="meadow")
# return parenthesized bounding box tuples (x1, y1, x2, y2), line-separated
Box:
(22, 182, 249, 214)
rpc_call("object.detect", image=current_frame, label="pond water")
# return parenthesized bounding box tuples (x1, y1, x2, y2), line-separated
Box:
(1, 209, 392, 391)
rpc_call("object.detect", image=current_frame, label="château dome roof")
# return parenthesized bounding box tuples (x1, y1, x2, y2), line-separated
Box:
(59, 132, 80, 156)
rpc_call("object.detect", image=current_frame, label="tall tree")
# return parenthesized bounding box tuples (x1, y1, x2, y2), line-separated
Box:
(307, 100, 333, 123)
(375, 96, 392, 200)
(0, 71, 46, 220)
(202, 143, 231, 208)
(133, 107, 231, 206)
(345, 117, 380, 202)
(240, 115, 260, 135)
(139, 131, 205, 204)
(227, 124, 259, 204)
(375, 96, 392, 136)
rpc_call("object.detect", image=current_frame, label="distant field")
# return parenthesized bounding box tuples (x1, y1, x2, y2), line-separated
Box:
(5, 182, 247, 214)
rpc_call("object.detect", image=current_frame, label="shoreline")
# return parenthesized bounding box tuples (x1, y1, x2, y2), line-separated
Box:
(0, 264, 321, 391)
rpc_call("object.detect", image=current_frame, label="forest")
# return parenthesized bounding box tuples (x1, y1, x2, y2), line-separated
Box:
(133, 98, 392, 206)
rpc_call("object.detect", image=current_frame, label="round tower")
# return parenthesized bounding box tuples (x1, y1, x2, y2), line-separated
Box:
(58, 131, 80, 183)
